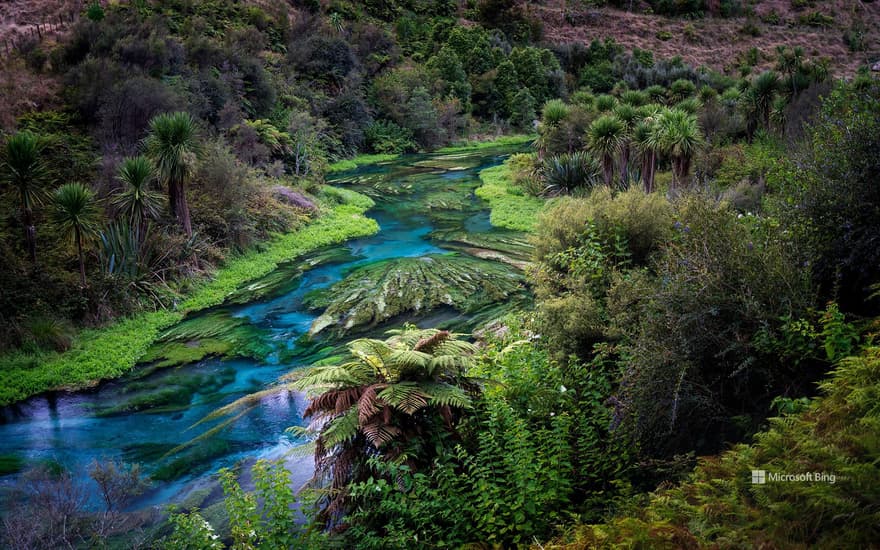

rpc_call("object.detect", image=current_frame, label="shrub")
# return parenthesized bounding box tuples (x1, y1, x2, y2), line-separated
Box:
(594, 94, 617, 112)
(541, 152, 601, 195)
(364, 119, 416, 154)
(608, 196, 811, 457)
(544, 342, 880, 549)
(541, 99, 571, 127)
(782, 80, 880, 314)
(798, 11, 834, 27)
(98, 77, 183, 155)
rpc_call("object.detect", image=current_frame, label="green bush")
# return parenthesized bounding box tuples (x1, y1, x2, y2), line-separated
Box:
(364, 119, 416, 154)
(544, 342, 880, 549)
(608, 195, 811, 456)
(541, 152, 602, 195)
(781, 80, 880, 314)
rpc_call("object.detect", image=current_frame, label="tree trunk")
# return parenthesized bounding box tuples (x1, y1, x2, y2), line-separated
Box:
(671, 157, 680, 190)
(22, 206, 36, 263)
(602, 154, 614, 187)
(680, 156, 692, 188)
(76, 229, 86, 287)
(170, 178, 193, 237)
(642, 151, 656, 193)
(619, 145, 630, 189)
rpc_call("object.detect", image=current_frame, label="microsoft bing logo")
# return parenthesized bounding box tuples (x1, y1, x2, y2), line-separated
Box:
(751, 470, 766, 484)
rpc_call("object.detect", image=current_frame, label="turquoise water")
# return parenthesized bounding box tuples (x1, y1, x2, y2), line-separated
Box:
(0, 145, 530, 511)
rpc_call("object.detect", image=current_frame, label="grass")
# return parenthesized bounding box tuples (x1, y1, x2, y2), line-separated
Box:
(0, 189, 379, 406)
(326, 134, 536, 173)
(327, 153, 399, 173)
(436, 134, 535, 153)
(475, 162, 545, 232)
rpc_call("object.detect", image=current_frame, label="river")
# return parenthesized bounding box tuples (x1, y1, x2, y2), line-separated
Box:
(0, 144, 531, 513)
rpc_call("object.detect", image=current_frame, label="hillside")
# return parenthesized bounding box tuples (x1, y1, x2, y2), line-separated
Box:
(536, 0, 878, 76)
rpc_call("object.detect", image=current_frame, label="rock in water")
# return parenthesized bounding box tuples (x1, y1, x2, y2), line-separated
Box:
(272, 186, 318, 212)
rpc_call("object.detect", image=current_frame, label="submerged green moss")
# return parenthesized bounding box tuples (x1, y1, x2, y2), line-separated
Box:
(429, 228, 534, 263)
(304, 254, 526, 337)
(0, 454, 24, 476)
(143, 311, 272, 369)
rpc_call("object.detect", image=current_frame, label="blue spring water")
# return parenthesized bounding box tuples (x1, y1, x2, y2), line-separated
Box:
(0, 146, 525, 511)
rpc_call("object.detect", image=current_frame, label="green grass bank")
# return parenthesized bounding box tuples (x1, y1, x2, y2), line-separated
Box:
(0, 189, 378, 406)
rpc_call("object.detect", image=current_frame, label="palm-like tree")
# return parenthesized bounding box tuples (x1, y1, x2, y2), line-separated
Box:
(741, 71, 779, 137)
(775, 45, 804, 97)
(613, 103, 639, 188)
(293, 328, 480, 523)
(2, 131, 48, 263)
(651, 109, 703, 190)
(633, 119, 658, 193)
(145, 112, 199, 237)
(112, 156, 163, 238)
(52, 183, 101, 286)
(587, 115, 625, 187)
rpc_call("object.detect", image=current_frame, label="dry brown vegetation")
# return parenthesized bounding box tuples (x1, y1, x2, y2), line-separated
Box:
(535, 0, 879, 76)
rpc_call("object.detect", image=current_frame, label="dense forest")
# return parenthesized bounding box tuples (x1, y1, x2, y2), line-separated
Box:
(0, 0, 878, 548)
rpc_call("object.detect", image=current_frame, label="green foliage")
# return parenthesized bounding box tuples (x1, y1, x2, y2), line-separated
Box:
(292, 327, 483, 523)
(112, 156, 163, 231)
(304, 254, 525, 337)
(364, 120, 416, 155)
(541, 151, 602, 195)
(85, 2, 105, 22)
(587, 115, 625, 186)
(531, 189, 674, 357)
(1, 130, 49, 262)
(609, 196, 811, 456)
(164, 509, 223, 549)
(546, 343, 880, 549)
(649, 108, 703, 187)
(337, 324, 631, 548)
(475, 160, 545, 231)
(0, 192, 377, 405)
(780, 80, 880, 314)
(509, 88, 537, 130)
(145, 112, 199, 236)
(51, 183, 102, 286)
(541, 99, 571, 127)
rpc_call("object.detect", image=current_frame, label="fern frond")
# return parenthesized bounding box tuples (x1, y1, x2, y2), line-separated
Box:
(190, 385, 293, 429)
(321, 409, 359, 448)
(164, 405, 257, 459)
(388, 349, 432, 375)
(361, 421, 402, 447)
(378, 382, 430, 414)
(422, 382, 473, 409)
(293, 363, 368, 390)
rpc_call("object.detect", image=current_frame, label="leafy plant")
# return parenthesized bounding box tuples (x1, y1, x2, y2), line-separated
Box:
(541, 151, 601, 195)
(145, 112, 200, 237)
(51, 183, 102, 287)
(1, 131, 48, 263)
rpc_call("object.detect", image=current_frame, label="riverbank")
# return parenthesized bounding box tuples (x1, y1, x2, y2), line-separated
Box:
(326, 134, 535, 174)
(476, 160, 545, 232)
(0, 188, 378, 406)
